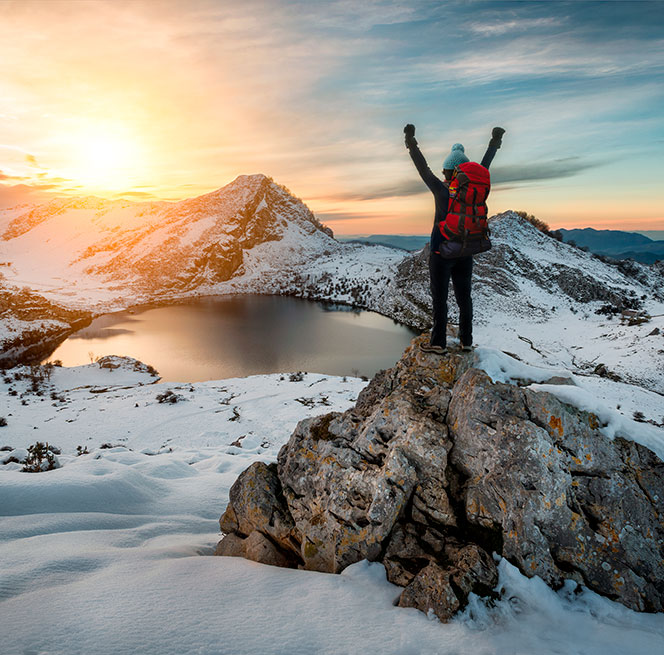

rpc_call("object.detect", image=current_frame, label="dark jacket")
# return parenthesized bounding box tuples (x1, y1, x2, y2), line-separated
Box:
(408, 141, 498, 256)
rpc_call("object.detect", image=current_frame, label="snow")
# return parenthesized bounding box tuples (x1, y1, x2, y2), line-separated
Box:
(475, 346, 575, 385)
(529, 383, 664, 459)
(1, 360, 664, 654)
(475, 346, 664, 459)
(0, 359, 365, 457)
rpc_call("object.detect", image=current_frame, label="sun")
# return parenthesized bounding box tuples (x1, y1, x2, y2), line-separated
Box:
(80, 136, 127, 174)
(64, 123, 147, 193)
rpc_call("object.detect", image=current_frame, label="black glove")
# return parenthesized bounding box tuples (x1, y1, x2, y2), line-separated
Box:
(404, 124, 417, 149)
(489, 126, 506, 149)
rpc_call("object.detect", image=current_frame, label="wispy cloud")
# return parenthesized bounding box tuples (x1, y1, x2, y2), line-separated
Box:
(330, 179, 424, 201)
(491, 158, 602, 184)
(468, 17, 566, 36)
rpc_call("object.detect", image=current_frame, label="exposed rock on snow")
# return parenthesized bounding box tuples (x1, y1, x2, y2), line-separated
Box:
(216, 335, 664, 621)
(0, 287, 91, 366)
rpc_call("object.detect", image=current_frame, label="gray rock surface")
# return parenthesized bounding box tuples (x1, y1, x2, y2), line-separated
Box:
(216, 335, 664, 620)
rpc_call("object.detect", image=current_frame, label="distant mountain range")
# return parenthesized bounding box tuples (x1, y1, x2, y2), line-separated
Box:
(337, 235, 429, 251)
(558, 228, 664, 264)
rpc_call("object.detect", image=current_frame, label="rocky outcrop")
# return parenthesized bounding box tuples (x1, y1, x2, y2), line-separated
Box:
(0, 287, 92, 366)
(215, 335, 664, 621)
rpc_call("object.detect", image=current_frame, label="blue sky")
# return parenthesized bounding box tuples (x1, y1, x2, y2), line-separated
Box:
(1, 0, 663, 232)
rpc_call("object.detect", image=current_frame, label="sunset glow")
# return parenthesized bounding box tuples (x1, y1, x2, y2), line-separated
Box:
(1, 0, 662, 233)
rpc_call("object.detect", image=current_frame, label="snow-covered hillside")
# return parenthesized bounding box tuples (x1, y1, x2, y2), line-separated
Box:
(384, 213, 664, 392)
(1, 354, 663, 654)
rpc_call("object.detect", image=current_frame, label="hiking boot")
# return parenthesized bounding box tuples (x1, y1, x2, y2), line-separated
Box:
(419, 343, 448, 355)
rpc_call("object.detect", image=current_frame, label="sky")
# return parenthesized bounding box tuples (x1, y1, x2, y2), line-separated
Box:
(1, 0, 663, 234)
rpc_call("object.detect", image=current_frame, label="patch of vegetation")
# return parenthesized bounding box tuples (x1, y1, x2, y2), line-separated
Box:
(22, 442, 60, 472)
(156, 389, 182, 404)
(515, 211, 563, 241)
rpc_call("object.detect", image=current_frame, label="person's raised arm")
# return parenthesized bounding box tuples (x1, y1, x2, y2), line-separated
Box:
(480, 126, 506, 170)
(404, 124, 444, 193)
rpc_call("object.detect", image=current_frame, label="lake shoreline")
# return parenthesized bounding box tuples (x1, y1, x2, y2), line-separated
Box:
(39, 294, 420, 382)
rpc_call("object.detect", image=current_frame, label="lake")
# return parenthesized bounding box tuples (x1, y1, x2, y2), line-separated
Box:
(44, 295, 419, 382)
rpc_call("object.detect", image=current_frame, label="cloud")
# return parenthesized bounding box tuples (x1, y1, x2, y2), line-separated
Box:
(412, 36, 664, 87)
(491, 157, 604, 184)
(112, 190, 161, 199)
(468, 17, 566, 36)
(0, 182, 61, 209)
(321, 157, 604, 202)
(325, 179, 425, 201)
(25, 153, 38, 166)
(315, 211, 366, 222)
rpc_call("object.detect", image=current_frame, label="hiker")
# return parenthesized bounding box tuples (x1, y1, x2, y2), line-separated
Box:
(404, 124, 505, 354)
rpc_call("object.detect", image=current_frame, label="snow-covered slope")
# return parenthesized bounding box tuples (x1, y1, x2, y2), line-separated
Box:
(386, 213, 664, 392)
(473, 213, 664, 392)
(1, 355, 663, 655)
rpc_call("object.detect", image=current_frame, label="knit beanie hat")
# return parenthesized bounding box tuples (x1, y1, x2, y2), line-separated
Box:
(443, 143, 470, 170)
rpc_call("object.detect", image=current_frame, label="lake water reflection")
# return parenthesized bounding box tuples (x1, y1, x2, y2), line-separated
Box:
(44, 295, 419, 382)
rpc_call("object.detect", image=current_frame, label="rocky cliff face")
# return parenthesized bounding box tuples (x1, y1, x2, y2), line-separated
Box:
(215, 335, 664, 621)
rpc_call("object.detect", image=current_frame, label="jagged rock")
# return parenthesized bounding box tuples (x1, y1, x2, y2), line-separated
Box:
(216, 334, 664, 620)
(398, 563, 460, 620)
(397, 544, 498, 620)
(217, 461, 300, 560)
(445, 543, 498, 598)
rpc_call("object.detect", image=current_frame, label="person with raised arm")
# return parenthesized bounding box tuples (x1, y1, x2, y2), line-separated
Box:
(404, 124, 505, 354)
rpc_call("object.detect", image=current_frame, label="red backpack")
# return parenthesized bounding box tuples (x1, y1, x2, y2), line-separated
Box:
(440, 162, 491, 255)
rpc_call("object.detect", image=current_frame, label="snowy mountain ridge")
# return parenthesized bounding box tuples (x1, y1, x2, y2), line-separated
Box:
(0, 174, 338, 302)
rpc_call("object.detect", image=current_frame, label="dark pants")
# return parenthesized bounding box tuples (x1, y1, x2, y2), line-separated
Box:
(428, 252, 473, 348)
